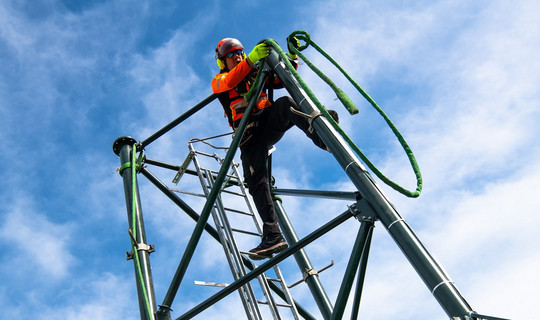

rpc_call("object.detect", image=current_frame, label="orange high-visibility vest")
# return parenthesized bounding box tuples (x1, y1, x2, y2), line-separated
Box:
(212, 59, 271, 127)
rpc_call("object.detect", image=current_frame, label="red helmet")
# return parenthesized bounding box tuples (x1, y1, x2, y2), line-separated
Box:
(215, 38, 244, 58)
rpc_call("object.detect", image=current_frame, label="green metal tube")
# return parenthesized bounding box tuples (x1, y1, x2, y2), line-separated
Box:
(331, 221, 373, 320)
(113, 136, 157, 320)
(351, 221, 374, 320)
(273, 198, 334, 319)
(273, 188, 357, 201)
(175, 208, 355, 320)
(158, 65, 270, 314)
(140, 93, 218, 149)
(266, 50, 475, 319)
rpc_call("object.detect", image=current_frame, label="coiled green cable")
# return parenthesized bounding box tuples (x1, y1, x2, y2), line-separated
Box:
(263, 30, 422, 198)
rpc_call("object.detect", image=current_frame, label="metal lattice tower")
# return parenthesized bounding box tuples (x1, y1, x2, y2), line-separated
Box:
(113, 44, 509, 320)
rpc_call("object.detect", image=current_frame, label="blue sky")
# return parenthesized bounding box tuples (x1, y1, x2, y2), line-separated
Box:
(1, 0, 538, 319)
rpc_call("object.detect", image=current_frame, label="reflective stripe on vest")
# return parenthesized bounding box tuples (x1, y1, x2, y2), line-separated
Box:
(230, 93, 271, 123)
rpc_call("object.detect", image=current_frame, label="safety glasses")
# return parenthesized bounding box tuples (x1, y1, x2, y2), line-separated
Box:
(225, 49, 243, 58)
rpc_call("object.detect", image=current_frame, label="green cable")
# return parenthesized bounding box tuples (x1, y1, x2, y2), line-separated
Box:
(130, 143, 154, 319)
(261, 31, 422, 198)
(244, 59, 267, 103)
(118, 162, 132, 176)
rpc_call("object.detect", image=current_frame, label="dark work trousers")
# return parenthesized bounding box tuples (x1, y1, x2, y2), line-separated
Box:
(239, 96, 327, 238)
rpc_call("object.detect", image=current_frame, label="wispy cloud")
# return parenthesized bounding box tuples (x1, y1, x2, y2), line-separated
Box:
(0, 196, 74, 279)
(1, 0, 538, 319)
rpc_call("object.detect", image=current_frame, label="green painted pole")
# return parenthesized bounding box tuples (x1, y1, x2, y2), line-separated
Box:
(350, 221, 374, 320)
(273, 188, 357, 200)
(273, 198, 334, 319)
(266, 49, 475, 319)
(140, 93, 218, 149)
(330, 220, 374, 320)
(156, 64, 271, 317)
(113, 136, 157, 320)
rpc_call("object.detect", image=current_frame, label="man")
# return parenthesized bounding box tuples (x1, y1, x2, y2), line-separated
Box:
(211, 37, 337, 259)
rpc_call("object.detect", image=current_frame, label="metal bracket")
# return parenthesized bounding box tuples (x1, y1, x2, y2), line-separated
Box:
(348, 203, 361, 217)
(349, 197, 378, 223)
(126, 229, 155, 260)
(172, 151, 195, 184)
(288, 260, 334, 289)
(156, 305, 173, 320)
(289, 107, 323, 134)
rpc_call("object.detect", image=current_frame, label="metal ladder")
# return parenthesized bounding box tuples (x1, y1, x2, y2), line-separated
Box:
(172, 136, 300, 320)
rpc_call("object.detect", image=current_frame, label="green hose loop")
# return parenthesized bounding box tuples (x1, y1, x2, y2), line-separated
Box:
(263, 31, 422, 198)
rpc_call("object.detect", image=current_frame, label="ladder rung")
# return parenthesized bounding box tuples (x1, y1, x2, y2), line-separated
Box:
(231, 228, 262, 237)
(207, 169, 242, 182)
(204, 183, 244, 196)
(194, 280, 229, 287)
(224, 207, 254, 216)
(220, 189, 246, 197)
(192, 150, 217, 158)
(266, 278, 282, 283)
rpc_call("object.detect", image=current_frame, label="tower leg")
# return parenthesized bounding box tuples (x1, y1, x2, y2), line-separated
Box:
(331, 219, 374, 320)
(274, 199, 334, 319)
(113, 136, 157, 320)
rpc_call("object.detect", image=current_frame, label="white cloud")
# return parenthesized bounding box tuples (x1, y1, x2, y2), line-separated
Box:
(60, 273, 140, 320)
(8, 273, 141, 320)
(0, 196, 75, 279)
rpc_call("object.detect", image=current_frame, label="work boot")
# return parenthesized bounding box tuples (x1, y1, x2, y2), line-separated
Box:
(328, 109, 339, 123)
(248, 233, 288, 260)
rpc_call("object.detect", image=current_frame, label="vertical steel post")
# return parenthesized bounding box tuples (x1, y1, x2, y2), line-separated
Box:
(273, 198, 334, 319)
(265, 50, 475, 319)
(113, 136, 157, 320)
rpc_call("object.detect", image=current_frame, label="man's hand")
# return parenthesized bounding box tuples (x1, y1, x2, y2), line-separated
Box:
(287, 36, 300, 59)
(248, 43, 270, 65)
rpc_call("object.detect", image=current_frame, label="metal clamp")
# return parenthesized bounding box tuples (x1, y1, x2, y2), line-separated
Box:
(303, 268, 318, 281)
(126, 229, 155, 260)
(289, 107, 323, 133)
(288, 260, 334, 288)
